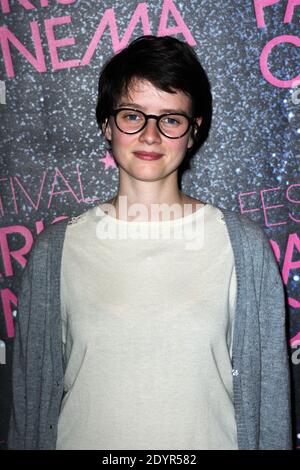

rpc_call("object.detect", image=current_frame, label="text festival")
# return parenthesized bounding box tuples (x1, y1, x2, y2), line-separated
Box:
(0, 0, 299, 87)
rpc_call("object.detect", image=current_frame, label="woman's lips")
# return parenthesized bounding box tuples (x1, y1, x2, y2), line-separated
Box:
(133, 151, 163, 161)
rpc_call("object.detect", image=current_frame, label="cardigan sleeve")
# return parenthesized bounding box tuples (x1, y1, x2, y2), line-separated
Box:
(7, 234, 44, 449)
(258, 233, 292, 449)
(7, 254, 32, 449)
(7, 222, 66, 450)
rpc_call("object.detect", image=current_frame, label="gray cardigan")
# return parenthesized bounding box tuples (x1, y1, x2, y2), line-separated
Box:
(7, 208, 292, 449)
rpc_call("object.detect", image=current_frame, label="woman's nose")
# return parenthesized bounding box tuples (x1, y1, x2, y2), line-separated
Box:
(138, 119, 162, 144)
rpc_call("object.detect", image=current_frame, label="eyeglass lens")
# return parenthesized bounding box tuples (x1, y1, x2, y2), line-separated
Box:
(115, 109, 190, 138)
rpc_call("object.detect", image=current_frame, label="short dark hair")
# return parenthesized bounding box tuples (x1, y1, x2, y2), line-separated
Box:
(96, 35, 212, 157)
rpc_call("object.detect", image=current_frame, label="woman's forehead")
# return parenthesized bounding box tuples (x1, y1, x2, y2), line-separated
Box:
(118, 79, 193, 113)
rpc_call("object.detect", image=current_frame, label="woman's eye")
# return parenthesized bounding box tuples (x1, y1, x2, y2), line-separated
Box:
(124, 113, 141, 121)
(162, 117, 180, 126)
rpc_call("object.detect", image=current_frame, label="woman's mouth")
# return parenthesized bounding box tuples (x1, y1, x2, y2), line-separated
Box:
(133, 151, 163, 161)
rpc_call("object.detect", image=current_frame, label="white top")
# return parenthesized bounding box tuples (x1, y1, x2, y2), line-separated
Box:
(56, 202, 238, 450)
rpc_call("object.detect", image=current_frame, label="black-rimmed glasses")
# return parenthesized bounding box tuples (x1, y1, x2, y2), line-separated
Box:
(111, 108, 194, 139)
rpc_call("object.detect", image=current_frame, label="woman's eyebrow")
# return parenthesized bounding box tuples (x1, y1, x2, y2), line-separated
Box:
(118, 102, 189, 114)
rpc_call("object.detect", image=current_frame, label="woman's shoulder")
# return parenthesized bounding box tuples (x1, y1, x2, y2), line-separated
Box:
(183, 198, 268, 246)
(36, 217, 69, 244)
(216, 206, 276, 265)
(217, 205, 266, 237)
(29, 205, 101, 256)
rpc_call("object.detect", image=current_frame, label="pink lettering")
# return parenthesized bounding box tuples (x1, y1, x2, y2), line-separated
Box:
(253, 0, 281, 29)
(57, 0, 76, 4)
(76, 164, 100, 203)
(45, 15, 80, 71)
(0, 225, 33, 277)
(114, 3, 151, 52)
(0, 2, 196, 78)
(289, 297, 300, 308)
(284, 0, 300, 23)
(1, 288, 17, 338)
(14, 172, 47, 211)
(260, 187, 287, 227)
(9, 176, 18, 215)
(260, 35, 300, 88)
(0, 22, 46, 78)
(0, 0, 35, 14)
(238, 191, 260, 214)
(0, 0, 75, 14)
(35, 220, 45, 235)
(48, 167, 81, 208)
(286, 183, 300, 223)
(158, 0, 196, 45)
(51, 215, 68, 223)
(282, 233, 300, 284)
(268, 236, 300, 308)
(82, 3, 151, 65)
(269, 239, 281, 262)
(0, 178, 7, 217)
(35, 216, 68, 233)
(290, 331, 300, 347)
(81, 9, 117, 65)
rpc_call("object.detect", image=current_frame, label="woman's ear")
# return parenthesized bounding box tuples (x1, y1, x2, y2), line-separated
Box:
(102, 118, 112, 141)
(188, 117, 203, 149)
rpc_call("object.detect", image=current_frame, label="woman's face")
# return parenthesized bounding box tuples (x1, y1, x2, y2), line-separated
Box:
(104, 79, 202, 183)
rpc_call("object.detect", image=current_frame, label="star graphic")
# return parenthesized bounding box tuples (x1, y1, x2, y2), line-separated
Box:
(99, 151, 117, 170)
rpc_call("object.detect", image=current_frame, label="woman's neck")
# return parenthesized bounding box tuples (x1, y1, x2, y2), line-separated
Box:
(104, 193, 206, 222)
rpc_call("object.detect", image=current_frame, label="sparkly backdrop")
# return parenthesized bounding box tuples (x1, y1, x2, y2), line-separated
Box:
(0, 0, 299, 449)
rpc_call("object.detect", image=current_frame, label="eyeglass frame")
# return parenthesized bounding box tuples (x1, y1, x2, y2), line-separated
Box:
(110, 107, 196, 139)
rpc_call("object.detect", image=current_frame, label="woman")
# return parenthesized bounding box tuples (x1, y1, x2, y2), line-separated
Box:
(8, 35, 292, 450)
